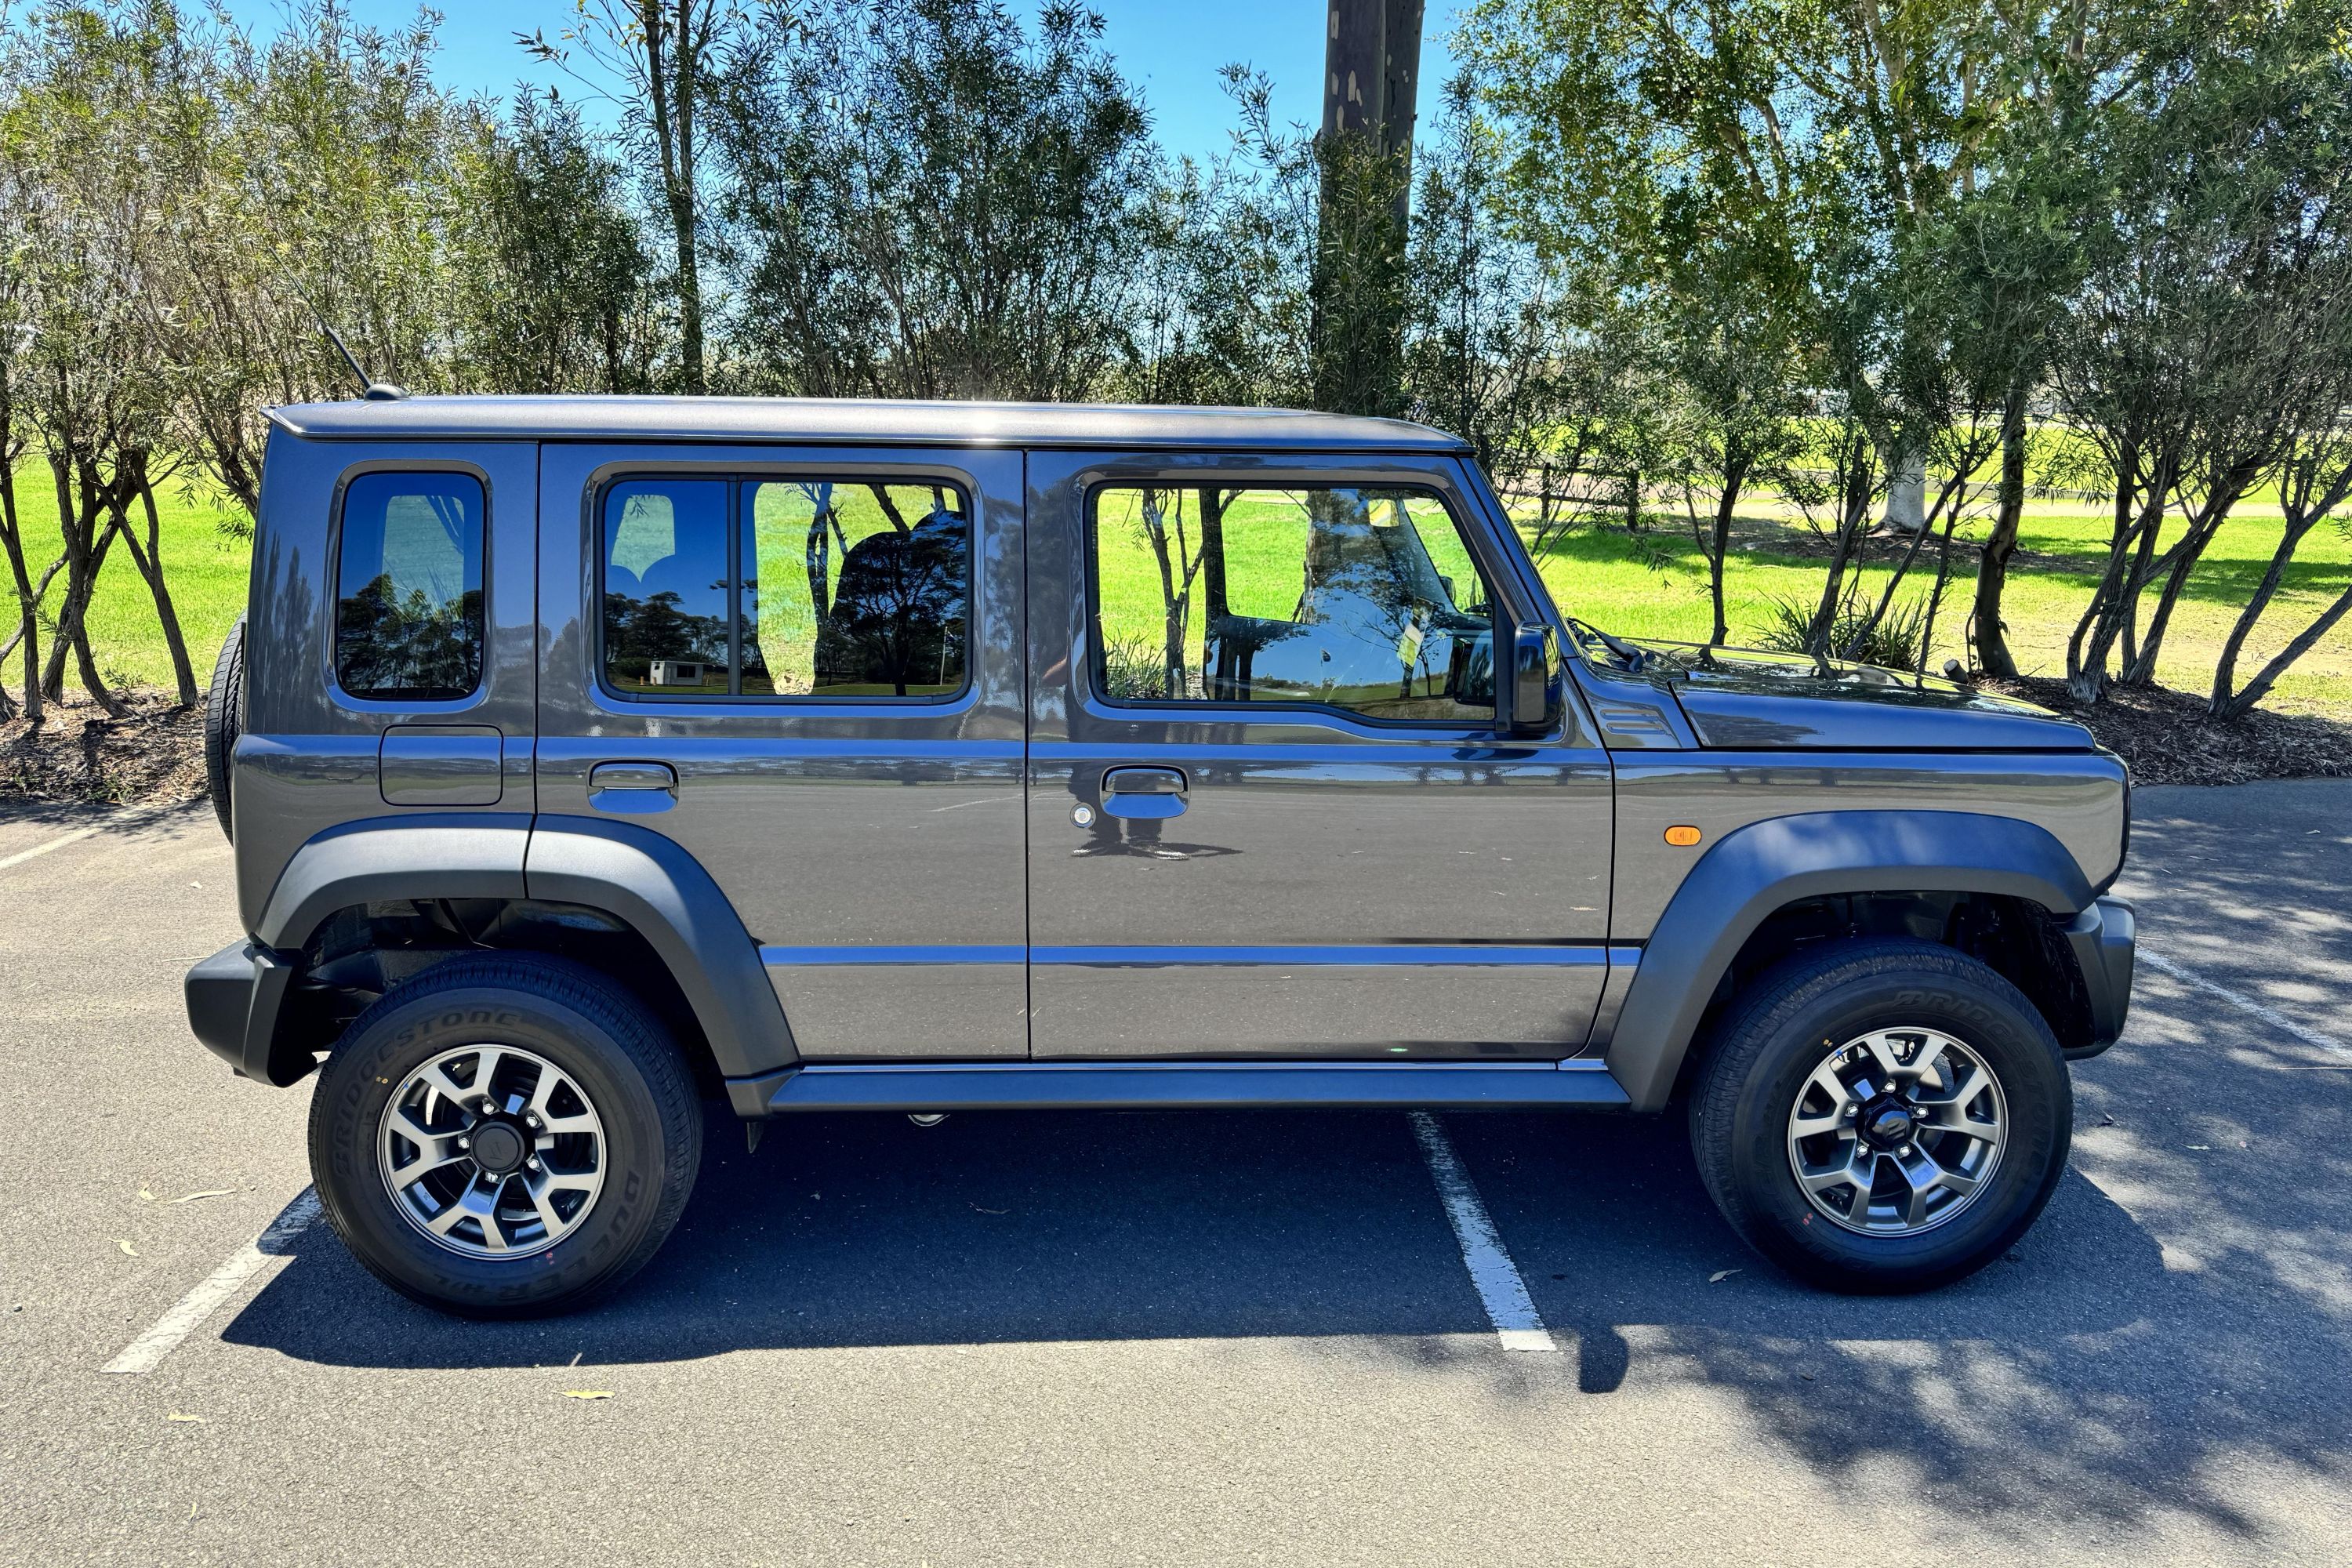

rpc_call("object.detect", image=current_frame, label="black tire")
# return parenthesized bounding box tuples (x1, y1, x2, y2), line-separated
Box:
(1689, 938, 2072, 1294)
(203, 615, 245, 843)
(307, 954, 703, 1317)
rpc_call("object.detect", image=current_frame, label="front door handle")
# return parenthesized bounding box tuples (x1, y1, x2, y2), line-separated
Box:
(1102, 766, 1188, 819)
(589, 760, 678, 815)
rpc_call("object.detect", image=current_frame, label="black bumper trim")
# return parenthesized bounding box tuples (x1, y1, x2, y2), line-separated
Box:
(185, 939, 307, 1085)
(2061, 896, 2136, 1060)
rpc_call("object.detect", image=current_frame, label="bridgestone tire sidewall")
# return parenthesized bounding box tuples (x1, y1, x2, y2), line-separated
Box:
(309, 971, 695, 1316)
(1708, 948, 2073, 1292)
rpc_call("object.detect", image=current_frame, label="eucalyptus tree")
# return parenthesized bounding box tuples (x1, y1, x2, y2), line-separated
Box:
(522, 0, 749, 394)
(715, 0, 1154, 401)
(1460, 0, 2122, 661)
(457, 89, 662, 394)
(2049, 0, 2352, 700)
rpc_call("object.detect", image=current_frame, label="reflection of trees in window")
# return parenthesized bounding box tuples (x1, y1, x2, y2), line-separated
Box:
(336, 478, 484, 701)
(338, 579, 483, 699)
(603, 588, 727, 688)
(813, 510, 968, 696)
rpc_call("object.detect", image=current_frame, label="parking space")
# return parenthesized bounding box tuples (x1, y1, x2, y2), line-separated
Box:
(4, 786, 2350, 1564)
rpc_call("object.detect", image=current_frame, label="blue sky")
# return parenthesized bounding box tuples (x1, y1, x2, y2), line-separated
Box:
(215, 2, 1465, 167)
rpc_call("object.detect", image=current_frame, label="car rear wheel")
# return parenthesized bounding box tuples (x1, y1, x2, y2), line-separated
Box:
(1689, 938, 2072, 1294)
(307, 954, 702, 1317)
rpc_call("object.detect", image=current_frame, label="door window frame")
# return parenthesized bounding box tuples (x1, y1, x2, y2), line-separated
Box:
(1074, 459, 1553, 739)
(581, 457, 986, 716)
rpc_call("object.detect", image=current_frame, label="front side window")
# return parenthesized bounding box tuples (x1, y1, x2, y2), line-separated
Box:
(598, 475, 971, 701)
(336, 471, 485, 702)
(1089, 483, 1498, 724)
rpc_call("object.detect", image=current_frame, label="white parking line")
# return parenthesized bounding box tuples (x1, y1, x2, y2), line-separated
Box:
(0, 825, 102, 872)
(2140, 949, 2350, 1058)
(1410, 1112, 1556, 1353)
(102, 1189, 321, 1375)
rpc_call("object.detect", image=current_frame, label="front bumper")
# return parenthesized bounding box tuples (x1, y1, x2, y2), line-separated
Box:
(2060, 896, 2136, 1060)
(186, 939, 310, 1086)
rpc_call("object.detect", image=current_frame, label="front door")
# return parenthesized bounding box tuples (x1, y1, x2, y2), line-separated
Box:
(1024, 451, 1616, 1058)
(535, 443, 1028, 1058)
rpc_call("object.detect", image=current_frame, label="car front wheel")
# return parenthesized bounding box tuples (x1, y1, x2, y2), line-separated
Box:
(1689, 938, 2073, 1294)
(307, 954, 702, 1317)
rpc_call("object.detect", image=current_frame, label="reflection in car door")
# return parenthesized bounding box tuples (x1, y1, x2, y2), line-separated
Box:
(1024, 452, 1617, 1059)
(535, 443, 1029, 1060)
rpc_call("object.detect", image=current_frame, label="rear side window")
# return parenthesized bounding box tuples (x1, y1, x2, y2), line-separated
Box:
(599, 476, 971, 701)
(336, 471, 486, 702)
(603, 479, 731, 695)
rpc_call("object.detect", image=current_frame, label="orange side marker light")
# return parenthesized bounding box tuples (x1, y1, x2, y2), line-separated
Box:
(1664, 825, 1704, 847)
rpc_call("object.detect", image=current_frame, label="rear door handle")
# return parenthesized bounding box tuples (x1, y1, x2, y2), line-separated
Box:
(1102, 765, 1187, 819)
(589, 760, 679, 814)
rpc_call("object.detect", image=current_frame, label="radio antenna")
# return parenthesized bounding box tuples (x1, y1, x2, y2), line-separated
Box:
(303, 299, 408, 401)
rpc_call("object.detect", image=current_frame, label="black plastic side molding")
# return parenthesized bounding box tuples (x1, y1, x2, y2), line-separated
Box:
(1606, 811, 2102, 1112)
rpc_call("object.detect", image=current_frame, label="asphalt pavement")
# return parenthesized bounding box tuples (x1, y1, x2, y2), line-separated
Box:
(3, 782, 2350, 1566)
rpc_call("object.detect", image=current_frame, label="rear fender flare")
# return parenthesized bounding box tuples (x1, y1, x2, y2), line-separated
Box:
(1606, 810, 2095, 1112)
(521, 816, 799, 1080)
(254, 814, 797, 1082)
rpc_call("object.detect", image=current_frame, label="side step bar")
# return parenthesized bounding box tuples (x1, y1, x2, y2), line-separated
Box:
(739, 1060, 1632, 1116)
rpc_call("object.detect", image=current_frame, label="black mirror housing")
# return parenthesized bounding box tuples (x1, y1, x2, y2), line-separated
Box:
(1510, 624, 1562, 736)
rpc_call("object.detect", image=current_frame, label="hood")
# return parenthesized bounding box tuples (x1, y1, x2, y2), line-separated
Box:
(1623, 641, 2095, 751)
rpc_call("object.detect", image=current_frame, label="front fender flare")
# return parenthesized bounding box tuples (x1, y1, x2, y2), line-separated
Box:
(1605, 811, 2096, 1112)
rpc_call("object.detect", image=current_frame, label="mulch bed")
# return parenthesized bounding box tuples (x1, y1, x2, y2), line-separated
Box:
(1977, 675, 2352, 786)
(0, 690, 210, 807)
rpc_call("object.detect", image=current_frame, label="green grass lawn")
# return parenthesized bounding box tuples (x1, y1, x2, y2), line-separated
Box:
(4, 469, 251, 696)
(1524, 490, 2352, 720)
(9, 463, 2348, 724)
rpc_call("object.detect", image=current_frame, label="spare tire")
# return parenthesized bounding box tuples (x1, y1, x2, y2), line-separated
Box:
(205, 614, 245, 843)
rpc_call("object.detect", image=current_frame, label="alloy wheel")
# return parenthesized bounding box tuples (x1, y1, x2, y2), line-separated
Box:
(1784, 1027, 2008, 1237)
(377, 1044, 607, 1258)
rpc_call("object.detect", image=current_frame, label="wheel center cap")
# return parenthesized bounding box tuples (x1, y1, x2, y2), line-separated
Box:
(470, 1121, 526, 1174)
(1860, 1098, 1915, 1150)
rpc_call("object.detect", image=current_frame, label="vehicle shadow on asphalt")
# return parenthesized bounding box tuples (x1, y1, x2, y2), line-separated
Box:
(223, 1080, 2352, 1541)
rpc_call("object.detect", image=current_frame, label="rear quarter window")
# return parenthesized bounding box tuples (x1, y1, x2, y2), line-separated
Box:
(335, 471, 486, 702)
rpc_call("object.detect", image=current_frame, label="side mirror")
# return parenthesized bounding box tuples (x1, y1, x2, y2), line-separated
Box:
(1510, 624, 1562, 737)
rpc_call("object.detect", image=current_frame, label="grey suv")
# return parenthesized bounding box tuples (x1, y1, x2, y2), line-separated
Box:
(184, 396, 2135, 1315)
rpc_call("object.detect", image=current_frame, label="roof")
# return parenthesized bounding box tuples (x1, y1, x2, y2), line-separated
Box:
(267, 394, 1471, 454)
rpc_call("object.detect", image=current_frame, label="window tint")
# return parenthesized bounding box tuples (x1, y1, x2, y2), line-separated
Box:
(743, 481, 970, 699)
(336, 471, 485, 702)
(602, 479, 731, 695)
(1091, 484, 1497, 724)
(598, 475, 971, 701)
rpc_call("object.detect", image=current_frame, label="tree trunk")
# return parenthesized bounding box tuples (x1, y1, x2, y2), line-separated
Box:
(1708, 457, 1748, 646)
(641, 0, 705, 394)
(40, 456, 124, 716)
(0, 456, 38, 723)
(1971, 379, 2027, 677)
(119, 459, 198, 705)
(2209, 513, 2314, 713)
(2214, 580, 2352, 720)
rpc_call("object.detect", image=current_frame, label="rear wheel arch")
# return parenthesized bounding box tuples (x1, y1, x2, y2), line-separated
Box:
(249, 816, 798, 1093)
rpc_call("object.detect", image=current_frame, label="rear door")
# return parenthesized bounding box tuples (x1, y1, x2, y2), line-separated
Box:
(1023, 450, 1617, 1059)
(534, 443, 1028, 1058)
